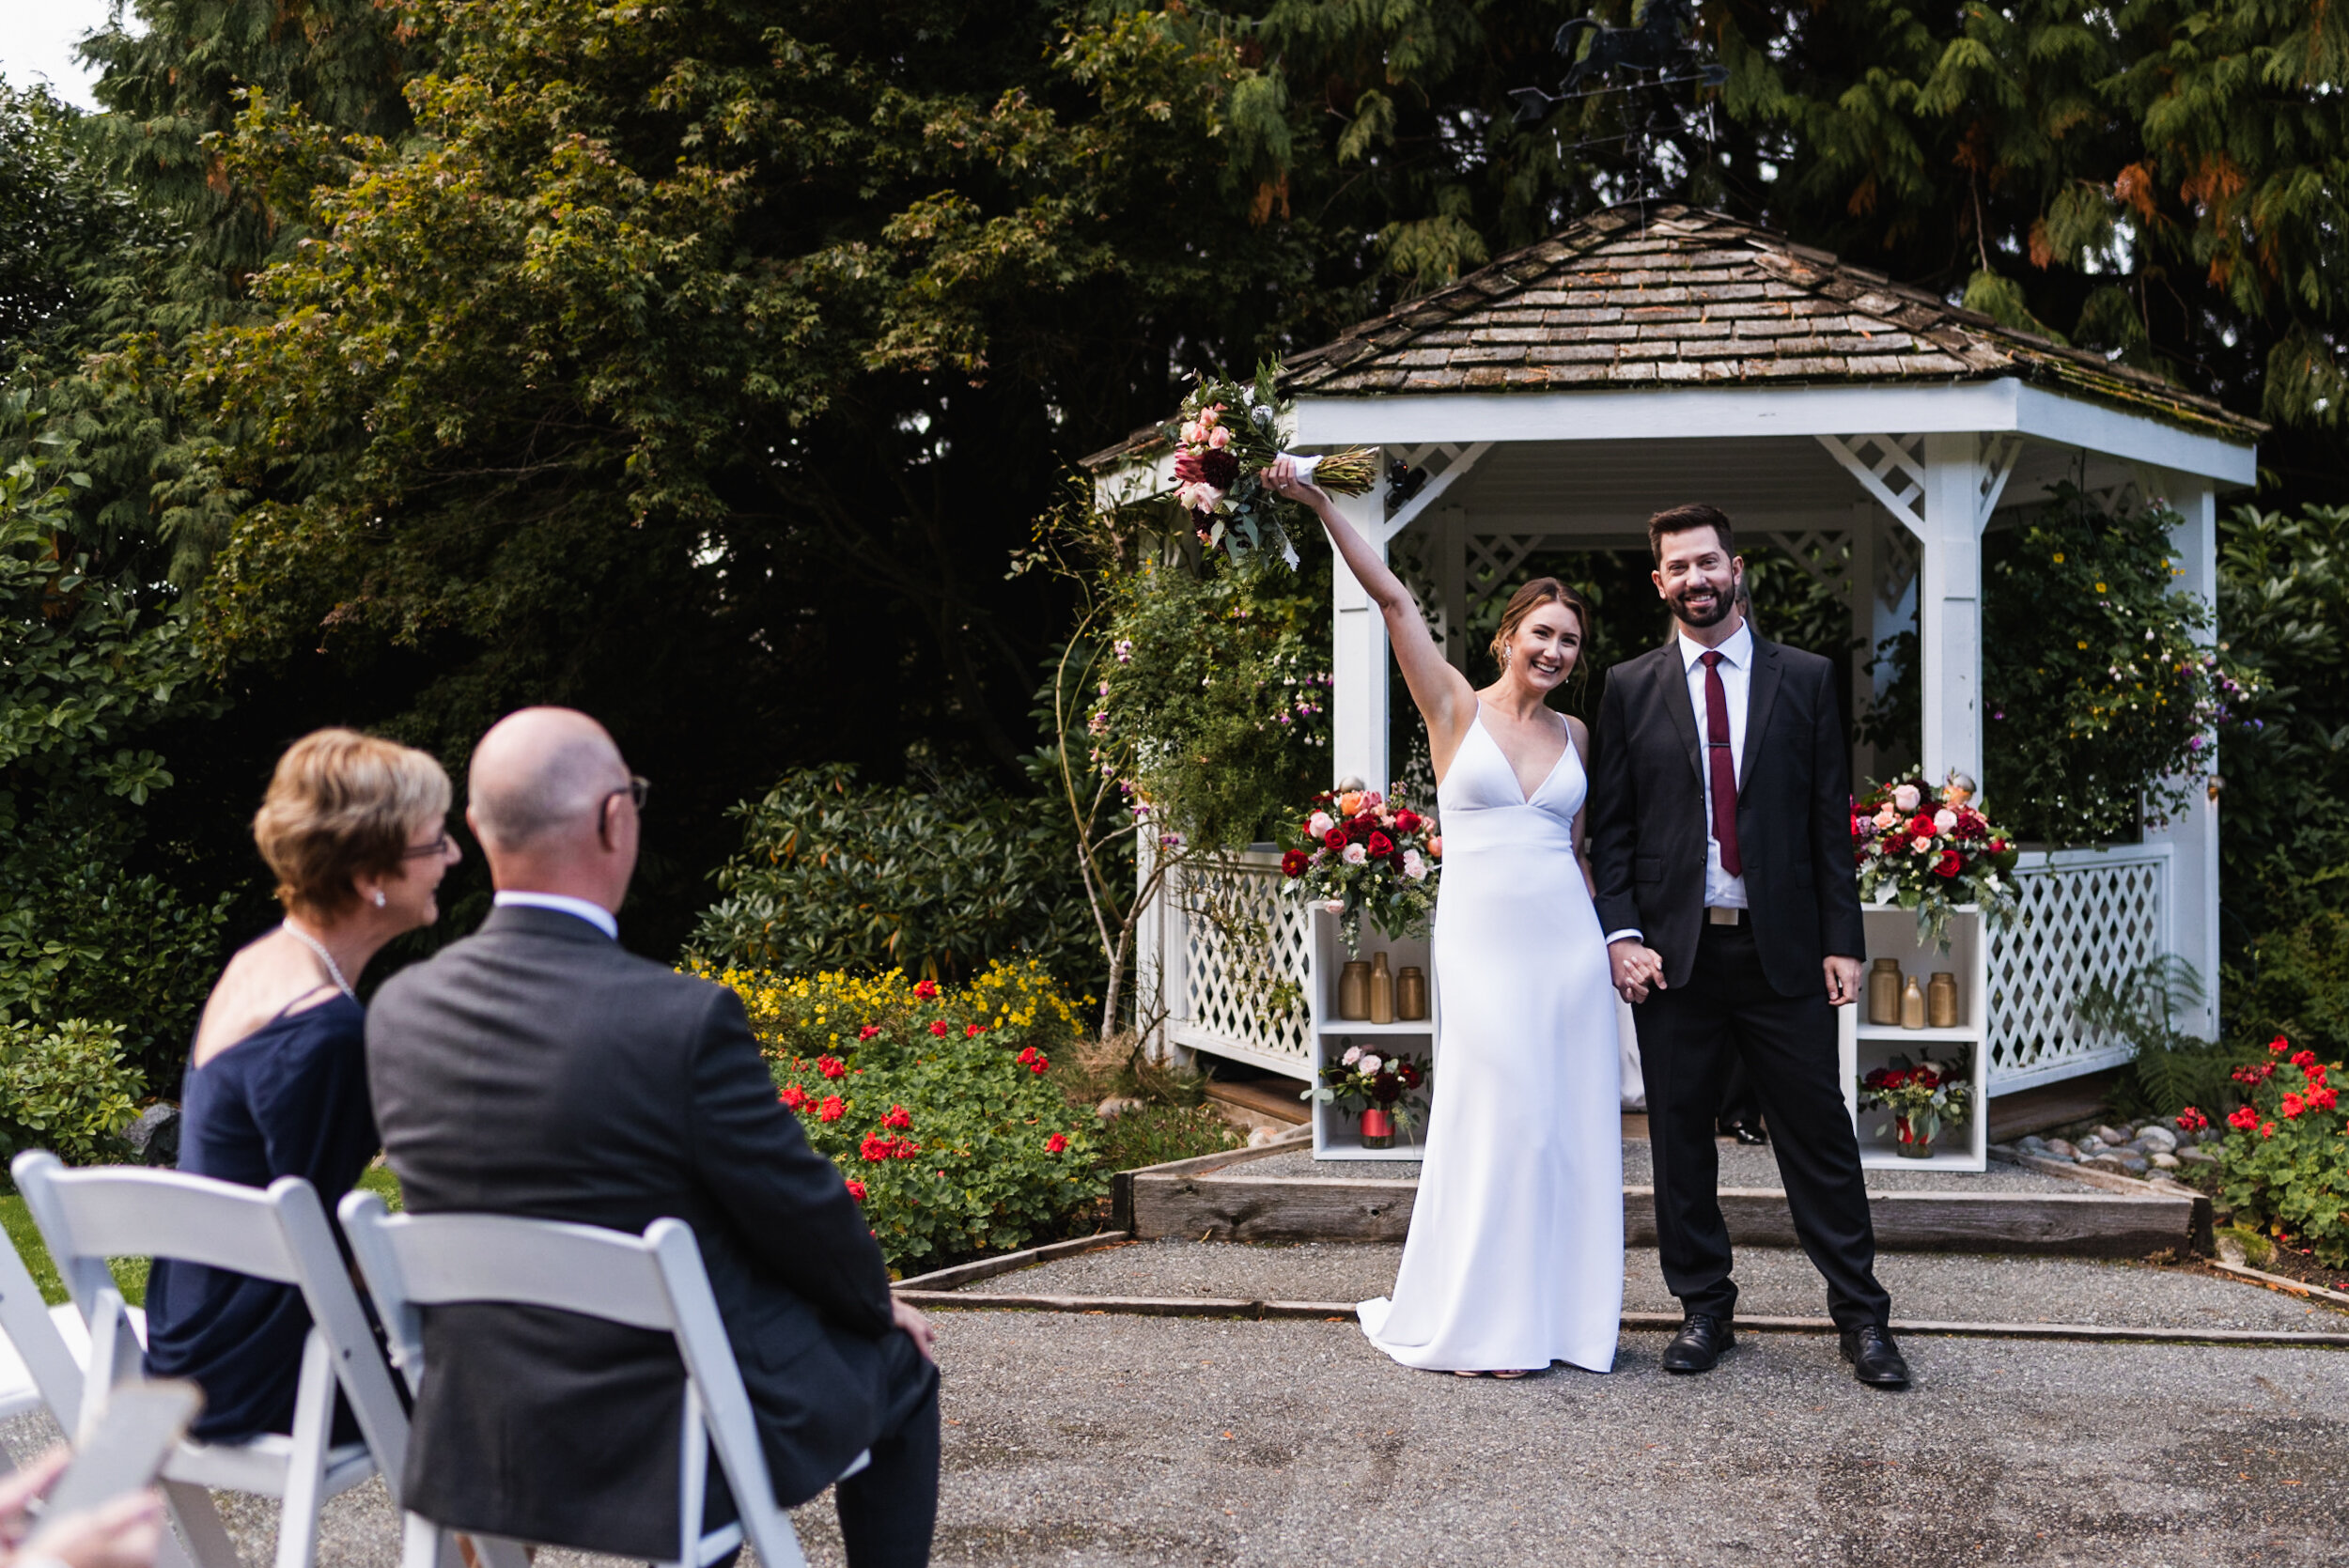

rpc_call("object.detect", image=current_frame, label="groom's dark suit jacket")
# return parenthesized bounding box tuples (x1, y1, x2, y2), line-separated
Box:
(1589, 635, 1865, 996)
(366, 906, 899, 1557)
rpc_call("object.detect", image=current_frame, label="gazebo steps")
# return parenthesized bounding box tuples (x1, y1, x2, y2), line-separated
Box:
(1113, 1134, 2207, 1258)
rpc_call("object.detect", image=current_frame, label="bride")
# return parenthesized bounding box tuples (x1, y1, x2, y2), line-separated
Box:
(1268, 458, 1623, 1377)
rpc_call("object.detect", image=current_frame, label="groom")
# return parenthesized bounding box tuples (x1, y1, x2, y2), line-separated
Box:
(1589, 505, 1908, 1389)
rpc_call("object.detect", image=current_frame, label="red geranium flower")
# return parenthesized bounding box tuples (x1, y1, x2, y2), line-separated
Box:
(1046, 1133, 1068, 1154)
(2228, 1105, 2260, 1131)
(1017, 1046, 1038, 1066)
(2311, 1087, 2339, 1111)
(857, 1024, 882, 1041)
(913, 979, 939, 1000)
(2282, 1093, 2307, 1119)
(1933, 849, 1963, 878)
(881, 1104, 912, 1130)
(929, 1020, 950, 1036)
(2268, 1034, 2290, 1055)
(1029, 1054, 1050, 1075)
(779, 1083, 808, 1110)
(963, 1023, 984, 1038)
(2261, 1121, 2277, 1138)
(845, 1178, 866, 1202)
(817, 1055, 848, 1079)
(1366, 831, 1394, 858)
(1281, 848, 1310, 877)
(1323, 828, 1348, 851)
(2291, 1048, 2318, 1070)
(817, 1095, 845, 1123)
(2175, 1107, 2209, 1132)
(860, 1133, 894, 1161)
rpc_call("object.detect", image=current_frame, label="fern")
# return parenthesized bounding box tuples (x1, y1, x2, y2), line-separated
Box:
(2075, 957, 2254, 1119)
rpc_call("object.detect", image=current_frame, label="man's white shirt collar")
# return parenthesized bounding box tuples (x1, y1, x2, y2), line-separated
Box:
(1677, 617, 1754, 672)
(492, 890, 618, 939)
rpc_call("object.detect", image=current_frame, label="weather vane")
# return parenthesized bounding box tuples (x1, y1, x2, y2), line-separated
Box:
(1507, 0, 1728, 214)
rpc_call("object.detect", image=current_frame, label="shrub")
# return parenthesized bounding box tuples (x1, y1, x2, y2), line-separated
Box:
(2195, 1037, 2349, 1268)
(0, 1018, 147, 1166)
(1983, 484, 2256, 846)
(693, 960, 1098, 1274)
(688, 762, 1094, 986)
(2227, 910, 2349, 1059)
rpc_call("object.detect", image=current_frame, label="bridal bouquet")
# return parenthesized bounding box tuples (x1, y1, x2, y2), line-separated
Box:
(1305, 1045, 1431, 1149)
(1850, 770, 2020, 951)
(1859, 1048, 1974, 1157)
(1172, 361, 1378, 567)
(1280, 784, 1439, 954)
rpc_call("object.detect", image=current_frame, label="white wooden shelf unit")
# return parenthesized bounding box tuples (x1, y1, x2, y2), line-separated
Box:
(1307, 908, 1435, 1161)
(1837, 904, 1991, 1172)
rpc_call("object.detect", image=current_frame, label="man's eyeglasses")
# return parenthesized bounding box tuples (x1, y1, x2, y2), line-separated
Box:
(607, 775, 650, 815)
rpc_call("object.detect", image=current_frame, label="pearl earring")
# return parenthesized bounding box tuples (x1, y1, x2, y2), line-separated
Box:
(373, 891, 387, 908)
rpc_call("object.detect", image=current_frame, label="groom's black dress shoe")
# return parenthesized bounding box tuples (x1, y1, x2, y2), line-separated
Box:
(1841, 1325, 1911, 1389)
(1719, 1120, 1768, 1145)
(1660, 1314, 1735, 1374)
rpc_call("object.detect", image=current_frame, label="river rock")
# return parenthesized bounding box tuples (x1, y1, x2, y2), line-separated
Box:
(2180, 1146, 2219, 1166)
(2043, 1138, 2080, 1159)
(2150, 1152, 2181, 1170)
(2093, 1125, 2132, 1145)
(2137, 1126, 2179, 1153)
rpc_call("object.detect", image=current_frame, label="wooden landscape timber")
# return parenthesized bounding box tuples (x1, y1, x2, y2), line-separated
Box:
(1124, 1169, 2205, 1256)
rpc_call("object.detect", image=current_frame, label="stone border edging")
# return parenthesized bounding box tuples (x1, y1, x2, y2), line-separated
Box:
(888, 1291, 2349, 1346)
(894, 1231, 1134, 1294)
(2207, 1259, 2349, 1310)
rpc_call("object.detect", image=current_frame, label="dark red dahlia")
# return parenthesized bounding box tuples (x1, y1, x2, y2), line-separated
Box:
(1174, 449, 1240, 489)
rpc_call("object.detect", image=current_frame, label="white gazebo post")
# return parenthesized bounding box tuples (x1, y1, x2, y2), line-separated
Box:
(2141, 471, 2224, 1038)
(1330, 482, 1391, 792)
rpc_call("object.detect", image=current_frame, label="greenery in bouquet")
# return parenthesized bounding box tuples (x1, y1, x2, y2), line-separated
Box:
(1858, 1048, 1974, 1151)
(2186, 1036, 2349, 1268)
(694, 959, 1097, 1273)
(1280, 785, 1439, 954)
(1851, 772, 2019, 951)
(1306, 1045, 1431, 1142)
(1172, 361, 1377, 567)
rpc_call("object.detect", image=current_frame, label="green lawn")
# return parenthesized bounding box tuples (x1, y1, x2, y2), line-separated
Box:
(0, 1166, 404, 1308)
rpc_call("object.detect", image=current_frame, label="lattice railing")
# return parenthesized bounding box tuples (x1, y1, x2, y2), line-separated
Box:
(1986, 845, 2171, 1094)
(1169, 850, 1315, 1076)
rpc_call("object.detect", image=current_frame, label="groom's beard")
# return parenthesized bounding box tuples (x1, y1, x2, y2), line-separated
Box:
(1669, 581, 1734, 629)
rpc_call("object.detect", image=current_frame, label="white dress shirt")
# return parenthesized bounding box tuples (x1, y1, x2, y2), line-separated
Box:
(492, 890, 618, 939)
(1604, 618, 1753, 947)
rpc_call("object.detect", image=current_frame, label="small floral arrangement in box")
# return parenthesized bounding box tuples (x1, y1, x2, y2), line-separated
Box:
(1850, 770, 2020, 950)
(1171, 361, 1377, 567)
(1279, 784, 1439, 953)
(1305, 1045, 1431, 1149)
(1859, 1048, 1974, 1157)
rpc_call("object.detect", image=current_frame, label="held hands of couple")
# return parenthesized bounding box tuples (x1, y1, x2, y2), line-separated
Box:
(1609, 939, 1665, 1004)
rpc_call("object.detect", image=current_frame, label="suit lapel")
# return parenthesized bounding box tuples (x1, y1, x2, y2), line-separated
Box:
(1740, 638, 1783, 799)
(1655, 644, 1703, 785)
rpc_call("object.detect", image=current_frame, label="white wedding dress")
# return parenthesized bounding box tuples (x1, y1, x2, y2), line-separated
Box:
(1358, 707, 1625, 1373)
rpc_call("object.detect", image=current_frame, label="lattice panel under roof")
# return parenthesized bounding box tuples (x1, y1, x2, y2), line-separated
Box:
(1176, 859, 1314, 1073)
(1987, 857, 2168, 1086)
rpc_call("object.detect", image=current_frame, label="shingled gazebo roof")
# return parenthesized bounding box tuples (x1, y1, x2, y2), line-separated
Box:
(1083, 204, 2261, 469)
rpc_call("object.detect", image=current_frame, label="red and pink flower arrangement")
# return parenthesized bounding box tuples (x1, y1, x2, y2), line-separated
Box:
(1172, 363, 1377, 567)
(1858, 1048, 1975, 1157)
(1280, 783, 1440, 954)
(1306, 1044, 1432, 1150)
(1850, 770, 2020, 949)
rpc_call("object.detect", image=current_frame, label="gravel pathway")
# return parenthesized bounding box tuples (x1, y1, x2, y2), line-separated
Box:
(974, 1239, 2349, 1334)
(11, 1264, 2341, 1568)
(1239, 1143, 2082, 1191)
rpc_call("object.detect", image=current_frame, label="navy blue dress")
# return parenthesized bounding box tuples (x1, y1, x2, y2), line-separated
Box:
(144, 992, 379, 1441)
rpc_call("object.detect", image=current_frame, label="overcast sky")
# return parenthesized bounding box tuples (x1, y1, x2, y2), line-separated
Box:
(1, 0, 123, 112)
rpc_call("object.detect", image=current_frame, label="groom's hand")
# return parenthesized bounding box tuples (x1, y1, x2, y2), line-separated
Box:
(1823, 955, 1863, 1007)
(1610, 939, 1665, 1003)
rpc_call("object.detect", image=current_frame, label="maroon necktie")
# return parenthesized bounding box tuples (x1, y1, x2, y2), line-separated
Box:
(1701, 650, 1743, 877)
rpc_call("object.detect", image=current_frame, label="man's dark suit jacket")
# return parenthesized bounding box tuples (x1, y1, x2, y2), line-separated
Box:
(1589, 635, 1866, 997)
(366, 906, 897, 1558)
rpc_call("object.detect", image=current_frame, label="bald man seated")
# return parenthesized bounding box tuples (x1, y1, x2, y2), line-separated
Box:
(366, 708, 939, 1566)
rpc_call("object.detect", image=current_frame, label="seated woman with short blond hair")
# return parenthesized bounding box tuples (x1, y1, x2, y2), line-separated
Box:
(143, 728, 459, 1440)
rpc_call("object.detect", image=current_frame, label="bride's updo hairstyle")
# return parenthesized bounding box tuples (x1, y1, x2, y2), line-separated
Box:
(1487, 578, 1595, 674)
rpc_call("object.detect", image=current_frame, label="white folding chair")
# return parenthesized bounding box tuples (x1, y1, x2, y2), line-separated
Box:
(12, 1152, 411, 1568)
(338, 1191, 864, 1568)
(0, 1214, 105, 1451)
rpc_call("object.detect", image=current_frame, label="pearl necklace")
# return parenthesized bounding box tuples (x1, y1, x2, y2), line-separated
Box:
(281, 921, 357, 1002)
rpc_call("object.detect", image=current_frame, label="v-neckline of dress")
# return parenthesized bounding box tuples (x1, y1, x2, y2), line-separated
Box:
(1475, 704, 1569, 807)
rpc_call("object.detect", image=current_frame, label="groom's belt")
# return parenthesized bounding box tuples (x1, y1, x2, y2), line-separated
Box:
(1703, 906, 1748, 926)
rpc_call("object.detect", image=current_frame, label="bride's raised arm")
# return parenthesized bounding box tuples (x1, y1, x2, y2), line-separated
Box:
(1264, 457, 1478, 769)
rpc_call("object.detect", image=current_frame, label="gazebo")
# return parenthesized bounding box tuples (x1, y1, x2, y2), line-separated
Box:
(1095, 204, 2261, 1115)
